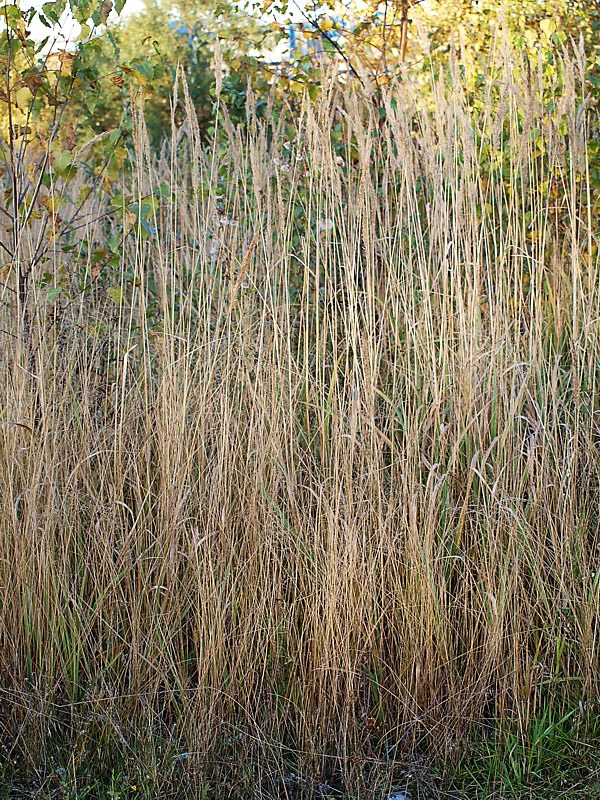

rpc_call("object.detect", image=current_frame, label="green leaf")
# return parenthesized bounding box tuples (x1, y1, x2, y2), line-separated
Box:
(107, 285, 123, 305)
(107, 235, 120, 252)
(130, 60, 154, 85)
(53, 150, 73, 177)
(42, 0, 67, 24)
(77, 184, 92, 205)
(46, 286, 63, 302)
(108, 128, 122, 145)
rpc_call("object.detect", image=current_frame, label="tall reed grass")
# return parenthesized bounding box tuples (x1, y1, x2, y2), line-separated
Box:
(1, 43, 598, 795)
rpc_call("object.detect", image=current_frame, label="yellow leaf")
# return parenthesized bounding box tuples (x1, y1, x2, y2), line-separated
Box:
(14, 86, 33, 109)
(524, 29, 537, 49)
(540, 18, 556, 38)
(41, 195, 64, 214)
(46, 51, 75, 76)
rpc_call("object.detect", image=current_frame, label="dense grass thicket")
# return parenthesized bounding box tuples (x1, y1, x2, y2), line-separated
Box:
(1, 45, 599, 797)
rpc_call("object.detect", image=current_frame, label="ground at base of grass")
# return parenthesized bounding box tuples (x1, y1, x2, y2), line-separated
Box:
(2, 722, 599, 800)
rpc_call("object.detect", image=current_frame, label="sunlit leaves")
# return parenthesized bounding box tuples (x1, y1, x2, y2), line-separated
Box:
(0, 0, 155, 338)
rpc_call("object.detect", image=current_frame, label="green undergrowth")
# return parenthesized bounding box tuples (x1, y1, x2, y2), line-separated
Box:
(1, 704, 599, 799)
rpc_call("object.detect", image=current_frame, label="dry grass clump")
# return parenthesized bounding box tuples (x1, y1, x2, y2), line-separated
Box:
(0, 45, 598, 794)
